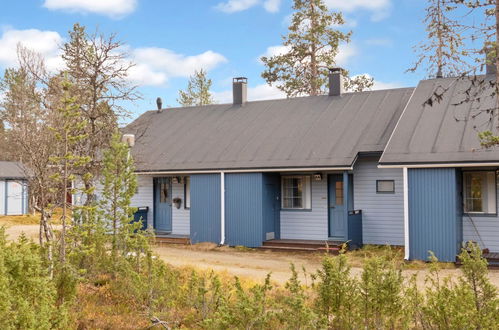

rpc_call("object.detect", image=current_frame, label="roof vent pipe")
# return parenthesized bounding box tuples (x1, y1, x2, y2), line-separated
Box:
(233, 77, 247, 105)
(328, 68, 343, 96)
(156, 97, 163, 112)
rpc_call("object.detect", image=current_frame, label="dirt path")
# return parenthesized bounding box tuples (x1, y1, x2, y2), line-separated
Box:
(153, 244, 499, 288)
(3, 222, 499, 288)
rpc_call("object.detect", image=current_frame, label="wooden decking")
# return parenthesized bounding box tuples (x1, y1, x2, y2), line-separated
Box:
(260, 239, 345, 253)
(153, 234, 190, 246)
(484, 252, 499, 268)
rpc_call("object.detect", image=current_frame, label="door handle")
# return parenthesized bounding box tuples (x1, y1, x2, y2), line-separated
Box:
(330, 206, 335, 209)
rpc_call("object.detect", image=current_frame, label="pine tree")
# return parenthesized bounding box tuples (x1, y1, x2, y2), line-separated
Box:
(261, 0, 373, 97)
(177, 69, 215, 107)
(99, 133, 139, 261)
(408, 0, 469, 77)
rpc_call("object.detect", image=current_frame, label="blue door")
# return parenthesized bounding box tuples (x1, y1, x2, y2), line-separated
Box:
(154, 177, 172, 232)
(263, 180, 280, 240)
(328, 174, 345, 239)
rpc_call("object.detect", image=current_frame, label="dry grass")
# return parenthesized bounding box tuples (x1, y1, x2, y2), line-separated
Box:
(73, 283, 151, 330)
(0, 209, 65, 227)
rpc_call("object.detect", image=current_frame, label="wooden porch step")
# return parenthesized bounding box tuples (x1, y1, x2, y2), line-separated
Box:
(261, 239, 343, 253)
(153, 236, 190, 245)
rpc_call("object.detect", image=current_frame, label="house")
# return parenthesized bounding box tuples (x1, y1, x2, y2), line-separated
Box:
(124, 68, 499, 262)
(0, 161, 29, 215)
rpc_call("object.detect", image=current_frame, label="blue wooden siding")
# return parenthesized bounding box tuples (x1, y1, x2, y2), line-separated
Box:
(225, 173, 263, 247)
(408, 168, 462, 262)
(190, 174, 221, 244)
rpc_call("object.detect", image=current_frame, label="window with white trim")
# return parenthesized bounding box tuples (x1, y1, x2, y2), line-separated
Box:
(184, 177, 190, 209)
(463, 171, 496, 214)
(281, 176, 311, 209)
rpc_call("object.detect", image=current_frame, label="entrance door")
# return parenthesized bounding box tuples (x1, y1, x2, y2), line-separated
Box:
(154, 177, 172, 232)
(263, 181, 280, 240)
(328, 174, 345, 239)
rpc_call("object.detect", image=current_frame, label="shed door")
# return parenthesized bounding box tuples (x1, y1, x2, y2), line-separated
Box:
(154, 177, 172, 233)
(7, 180, 24, 215)
(328, 174, 345, 238)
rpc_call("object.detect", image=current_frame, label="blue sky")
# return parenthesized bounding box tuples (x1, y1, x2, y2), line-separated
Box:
(0, 0, 434, 120)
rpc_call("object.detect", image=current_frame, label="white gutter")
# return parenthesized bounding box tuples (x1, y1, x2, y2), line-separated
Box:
(379, 162, 499, 169)
(403, 167, 410, 260)
(220, 171, 225, 246)
(136, 167, 353, 175)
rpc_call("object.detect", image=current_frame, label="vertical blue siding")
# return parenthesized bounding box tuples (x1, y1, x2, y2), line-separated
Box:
(225, 173, 263, 247)
(408, 168, 461, 262)
(190, 174, 221, 244)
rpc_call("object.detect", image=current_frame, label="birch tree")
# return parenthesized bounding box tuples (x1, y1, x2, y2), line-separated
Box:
(261, 0, 373, 97)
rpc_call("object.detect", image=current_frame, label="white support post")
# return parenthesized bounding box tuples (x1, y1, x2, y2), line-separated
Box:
(220, 171, 225, 245)
(403, 167, 410, 260)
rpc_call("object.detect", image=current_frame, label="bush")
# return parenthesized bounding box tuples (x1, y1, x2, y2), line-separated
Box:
(0, 228, 69, 329)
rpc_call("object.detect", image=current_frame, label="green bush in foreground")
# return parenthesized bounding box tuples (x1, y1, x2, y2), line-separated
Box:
(0, 228, 69, 330)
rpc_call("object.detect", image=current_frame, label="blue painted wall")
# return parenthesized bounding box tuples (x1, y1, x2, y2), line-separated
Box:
(225, 173, 263, 247)
(190, 174, 221, 244)
(224, 173, 280, 247)
(408, 168, 462, 262)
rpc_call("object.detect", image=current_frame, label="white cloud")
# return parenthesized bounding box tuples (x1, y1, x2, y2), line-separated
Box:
(351, 73, 403, 91)
(43, 0, 137, 18)
(130, 48, 227, 86)
(215, 0, 281, 13)
(213, 83, 285, 103)
(0, 28, 227, 87)
(263, 0, 282, 13)
(324, 0, 391, 21)
(0, 28, 63, 71)
(259, 43, 357, 66)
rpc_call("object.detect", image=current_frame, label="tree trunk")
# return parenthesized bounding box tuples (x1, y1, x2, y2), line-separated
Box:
(436, 0, 444, 77)
(310, 0, 318, 96)
(60, 134, 68, 264)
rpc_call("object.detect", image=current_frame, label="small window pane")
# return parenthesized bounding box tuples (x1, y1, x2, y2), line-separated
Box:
(377, 180, 395, 193)
(335, 181, 343, 205)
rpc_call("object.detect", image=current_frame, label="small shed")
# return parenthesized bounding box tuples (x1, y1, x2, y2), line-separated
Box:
(0, 161, 29, 215)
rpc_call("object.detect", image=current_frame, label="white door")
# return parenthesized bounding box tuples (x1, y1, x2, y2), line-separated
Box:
(7, 180, 23, 215)
(0, 180, 4, 215)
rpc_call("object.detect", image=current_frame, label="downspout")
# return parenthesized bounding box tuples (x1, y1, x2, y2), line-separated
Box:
(403, 167, 410, 260)
(220, 171, 225, 245)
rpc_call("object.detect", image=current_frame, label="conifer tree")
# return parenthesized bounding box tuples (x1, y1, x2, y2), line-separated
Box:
(409, 0, 469, 77)
(261, 0, 373, 97)
(177, 69, 215, 106)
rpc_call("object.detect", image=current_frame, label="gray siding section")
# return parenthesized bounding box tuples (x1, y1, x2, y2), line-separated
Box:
(463, 179, 499, 252)
(190, 174, 221, 244)
(353, 158, 404, 245)
(225, 173, 263, 247)
(131, 175, 154, 229)
(408, 168, 461, 262)
(280, 178, 328, 240)
(172, 180, 190, 235)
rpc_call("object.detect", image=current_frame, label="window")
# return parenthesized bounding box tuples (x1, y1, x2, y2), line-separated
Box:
(160, 182, 169, 203)
(335, 181, 344, 205)
(377, 180, 395, 193)
(281, 176, 311, 210)
(184, 177, 190, 209)
(463, 171, 497, 214)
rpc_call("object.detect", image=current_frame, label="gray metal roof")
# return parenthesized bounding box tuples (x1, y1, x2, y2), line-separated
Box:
(0, 161, 27, 179)
(380, 76, 499, 165)
(126, 88, 414, 172)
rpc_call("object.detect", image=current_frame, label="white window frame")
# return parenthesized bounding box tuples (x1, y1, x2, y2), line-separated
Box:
(281, 175, 312, 210)
(463, 171, 497, 215)
(184, 176, 190, 209)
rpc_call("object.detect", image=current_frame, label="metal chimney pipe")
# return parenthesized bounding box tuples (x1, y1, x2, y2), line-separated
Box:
(233, 77, 247, 105)
(156, 97, 163, 112)
(328, 68, 343, 96)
